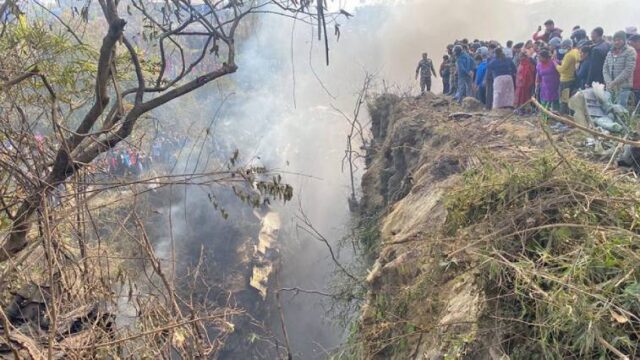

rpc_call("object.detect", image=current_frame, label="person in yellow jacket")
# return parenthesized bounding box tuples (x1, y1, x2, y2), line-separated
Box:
(556, 39, 581, 114)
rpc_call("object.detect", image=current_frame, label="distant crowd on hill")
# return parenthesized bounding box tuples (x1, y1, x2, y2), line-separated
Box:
(95, 134, 187, 178)
(416, 21, 639, 116)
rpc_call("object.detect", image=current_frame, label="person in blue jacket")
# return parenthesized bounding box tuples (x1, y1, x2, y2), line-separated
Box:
(474, 53, 489, 105)
(576, 42, 593, 90)
(454, 45, 475, 103)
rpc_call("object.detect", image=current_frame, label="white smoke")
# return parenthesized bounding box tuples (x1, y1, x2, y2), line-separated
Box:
(339, 0, 640, 93)
(148, 0, 640, 357)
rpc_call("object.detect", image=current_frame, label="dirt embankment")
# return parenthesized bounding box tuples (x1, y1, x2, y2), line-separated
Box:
(355, 94, 640, 359)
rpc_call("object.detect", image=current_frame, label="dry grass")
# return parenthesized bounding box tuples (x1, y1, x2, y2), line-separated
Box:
(446, 152, 640, 359)
(352, 92, 640, 359)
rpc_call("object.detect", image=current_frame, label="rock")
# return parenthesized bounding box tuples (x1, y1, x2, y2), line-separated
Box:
(370, 94, 401, 140)
(417, 92, 437, 101)
(461, 97, 484, 111)
(431, 156, 461, 180)
(424, 350, 445, 360)
(431, 98, 449, 107)
(448, 112, 474, 120)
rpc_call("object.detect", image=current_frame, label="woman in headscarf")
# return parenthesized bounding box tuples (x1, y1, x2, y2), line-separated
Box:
(514, 51, 536, 114)
(536, 49, 561, 113)
(487, 48, 517, 109)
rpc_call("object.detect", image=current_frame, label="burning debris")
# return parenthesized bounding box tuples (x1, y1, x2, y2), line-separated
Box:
(249, 211, 282, 300)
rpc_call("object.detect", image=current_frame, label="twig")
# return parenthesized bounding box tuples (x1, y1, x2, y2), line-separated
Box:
(597, 335, 629, 360)
(275, 265, 293, 360)
(538, 115, 574, 171)
(279, 287, 333, 297)
(603, 141, 624, 173)
(632, 99, 640, 119)
(69, 315, 235, 350)
(296, 207, 360, 283)
(0, 307, 21, 359)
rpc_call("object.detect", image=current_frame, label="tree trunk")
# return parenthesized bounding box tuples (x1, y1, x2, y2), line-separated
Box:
(0, 200, 39, 261)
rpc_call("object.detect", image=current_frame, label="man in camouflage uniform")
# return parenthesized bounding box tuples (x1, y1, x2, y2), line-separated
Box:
(415, 53, 437, 95)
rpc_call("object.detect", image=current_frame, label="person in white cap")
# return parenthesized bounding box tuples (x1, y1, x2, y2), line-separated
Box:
(626, 26, 638, 37)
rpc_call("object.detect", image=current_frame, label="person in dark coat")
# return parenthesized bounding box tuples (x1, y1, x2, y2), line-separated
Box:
(586, 27, 611, 87)
(576, 43, 593, 90)
(440, 55, 451, 94)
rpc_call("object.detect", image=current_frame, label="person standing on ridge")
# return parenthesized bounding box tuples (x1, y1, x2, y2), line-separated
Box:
(447, 44, 458, 96)
(512, 43, 525, 67)
(587, 27, 610, 87)
(504, 40, 514, 59)
(514, 51, 536, 114)
(603, 31, 637, 106)
(571, 27, 588, 45)
(415, 52, 437, 95)
(628, 34, 640, 104)
(556, 39, 580, 114)
(576, 43, 593, 90)
(440, 55, 451, 94)
(536, 49, 561, 114)
(474, 51, 489, 105)
(487, 48, 517, 109)
(453, 45, 474, 103)
(533, 19, 563, 43)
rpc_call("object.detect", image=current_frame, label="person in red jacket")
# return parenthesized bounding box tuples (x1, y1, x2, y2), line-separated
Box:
(533, 20, 563, 42)
(630, 34, 640, 102)
(514, 52, 536, 115)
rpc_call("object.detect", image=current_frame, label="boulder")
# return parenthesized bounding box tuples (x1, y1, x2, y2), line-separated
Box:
(461, 97, 484, 112)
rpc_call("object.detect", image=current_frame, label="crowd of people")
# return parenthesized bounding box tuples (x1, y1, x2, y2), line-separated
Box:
(102, 147, 152, 177)
(416, 21, 640, 116)
(97, 134, 186, 177)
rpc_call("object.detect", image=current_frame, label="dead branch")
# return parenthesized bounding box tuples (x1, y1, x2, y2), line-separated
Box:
(531, 97, 640, 147)
(275, 265, 293, 360)
(296, 206, 360, 283)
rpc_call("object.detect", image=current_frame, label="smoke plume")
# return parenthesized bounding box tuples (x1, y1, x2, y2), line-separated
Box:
(148, 0, 640, 357)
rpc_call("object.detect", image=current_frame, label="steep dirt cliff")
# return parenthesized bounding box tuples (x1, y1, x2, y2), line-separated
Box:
(354, 94, 640, 359)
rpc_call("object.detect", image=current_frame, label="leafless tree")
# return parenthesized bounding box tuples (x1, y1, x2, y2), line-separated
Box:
(334, 72, 373, 209)
(0, 0, 350, 356)
(0, 0, 347, 261)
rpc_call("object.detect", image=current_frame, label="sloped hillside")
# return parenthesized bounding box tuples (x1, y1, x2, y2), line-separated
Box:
(355, 94, 640, 359)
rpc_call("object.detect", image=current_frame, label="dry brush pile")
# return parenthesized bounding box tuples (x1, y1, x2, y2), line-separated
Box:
(0, 182, 241, 359)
